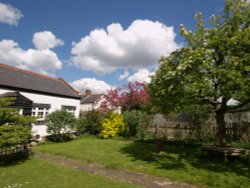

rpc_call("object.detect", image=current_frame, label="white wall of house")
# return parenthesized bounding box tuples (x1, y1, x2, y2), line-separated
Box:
(0, 88, 80, 139)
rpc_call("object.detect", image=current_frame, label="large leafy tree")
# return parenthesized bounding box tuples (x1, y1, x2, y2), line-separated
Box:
(149, 0, 250, 146)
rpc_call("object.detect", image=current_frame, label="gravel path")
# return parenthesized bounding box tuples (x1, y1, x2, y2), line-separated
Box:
(34, 151, 196, 188)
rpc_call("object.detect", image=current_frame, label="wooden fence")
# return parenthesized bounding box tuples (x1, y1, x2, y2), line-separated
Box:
(146, 113, 250, 142)
(0, 143, 29, 157)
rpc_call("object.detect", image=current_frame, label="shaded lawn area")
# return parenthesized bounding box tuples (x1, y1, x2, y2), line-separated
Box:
(0, 157, 138, 188)
(35, 136, 250, 188)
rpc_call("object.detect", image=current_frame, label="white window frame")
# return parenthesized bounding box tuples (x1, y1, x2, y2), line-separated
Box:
(32, 106, 50, 121)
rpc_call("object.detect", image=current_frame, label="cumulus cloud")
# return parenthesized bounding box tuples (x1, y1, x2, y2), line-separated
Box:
(71, 78, 112, 94)
(118, 70, 129, 80)
(0, 39, 62, 76)
(32, 31, 64, 50)
(128, 69, 155, 83)
(0, 2, 23, 26)
(71, 19, 180, 74)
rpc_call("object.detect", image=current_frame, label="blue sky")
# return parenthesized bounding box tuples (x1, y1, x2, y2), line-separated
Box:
(0, 0, 225, 94)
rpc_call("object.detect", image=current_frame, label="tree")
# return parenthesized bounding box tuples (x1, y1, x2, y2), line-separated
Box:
(0, 97, 33, 147)
(149, 0, 250, 146)
(97, 82, 150, 114)
(46, 110, 76, 141)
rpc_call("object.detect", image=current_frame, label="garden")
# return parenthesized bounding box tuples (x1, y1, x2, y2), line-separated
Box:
(1, 1, 250, 187)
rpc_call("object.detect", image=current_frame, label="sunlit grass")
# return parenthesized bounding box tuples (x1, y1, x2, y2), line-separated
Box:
(0, 157, 138, 188)
(35, 136, 250, 188)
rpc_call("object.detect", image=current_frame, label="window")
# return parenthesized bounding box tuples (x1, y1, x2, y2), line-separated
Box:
(37, 112, 44, 119)
(62, 105, 76, 116)
(32, 103, 51, 120)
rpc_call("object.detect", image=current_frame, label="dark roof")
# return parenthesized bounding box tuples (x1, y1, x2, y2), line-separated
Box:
(81, 94, 102, 104)
(0, 63, 80, 99)
(0, 91, 33, 108)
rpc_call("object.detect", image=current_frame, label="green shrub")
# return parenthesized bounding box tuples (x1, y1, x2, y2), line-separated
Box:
(136, 113, 151, 139)
(46, 110, 76, 142)
(123, 110, 145, 137)
(0, 125, 31, 147)
(0, 97, 35, 126)
(100, 112, 126, 138)
(0, 97, 33, 147)
(77, 110, 102, 135)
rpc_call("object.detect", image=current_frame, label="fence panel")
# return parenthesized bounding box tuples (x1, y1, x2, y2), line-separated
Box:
(0, 143, 28, 157)
(146, 112, 250, 142)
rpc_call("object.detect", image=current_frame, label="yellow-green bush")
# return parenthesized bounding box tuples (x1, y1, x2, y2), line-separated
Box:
(100, 112, 126, 138)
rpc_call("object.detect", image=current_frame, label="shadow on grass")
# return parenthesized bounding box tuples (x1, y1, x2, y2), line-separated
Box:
(0, 150, 32, 166)
(46, 134, 74, 143)
(120, 139, 250, 178)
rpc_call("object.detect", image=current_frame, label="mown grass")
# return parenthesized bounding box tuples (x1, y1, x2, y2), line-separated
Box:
(35, 136, 250, 188)
(0, 157, 138, 188)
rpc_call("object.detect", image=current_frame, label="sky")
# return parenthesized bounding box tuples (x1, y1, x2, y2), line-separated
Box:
(0, 0, 226, 94)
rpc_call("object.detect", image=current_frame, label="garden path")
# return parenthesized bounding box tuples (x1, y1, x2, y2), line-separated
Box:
(34, 151, 196, 188)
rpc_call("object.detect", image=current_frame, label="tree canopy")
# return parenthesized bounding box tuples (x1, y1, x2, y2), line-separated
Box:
(97, 82, 150, 114)
(149, 0, 250, 146)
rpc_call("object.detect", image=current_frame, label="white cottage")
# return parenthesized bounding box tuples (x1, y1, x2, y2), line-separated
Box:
(80, 89, 121, 114)
(0, 63, 81, 139)
(80, 89, 103, 112)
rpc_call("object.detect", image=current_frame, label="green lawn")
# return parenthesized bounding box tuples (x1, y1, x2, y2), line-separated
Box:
(0, 157, 138, 188)
(35, 136, 250, 188)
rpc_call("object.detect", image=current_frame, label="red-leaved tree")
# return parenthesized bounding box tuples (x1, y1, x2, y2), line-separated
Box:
(96, 82, 150, 114)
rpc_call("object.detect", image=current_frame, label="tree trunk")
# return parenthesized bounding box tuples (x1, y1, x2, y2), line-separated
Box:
(215, 110, 227, 147)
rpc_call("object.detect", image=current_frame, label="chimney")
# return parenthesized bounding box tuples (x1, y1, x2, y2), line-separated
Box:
(85, 89, 91, 96)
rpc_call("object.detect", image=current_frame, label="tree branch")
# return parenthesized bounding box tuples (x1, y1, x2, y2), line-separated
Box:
(194, 96, 217, 106)
(226, 99, 250, 113)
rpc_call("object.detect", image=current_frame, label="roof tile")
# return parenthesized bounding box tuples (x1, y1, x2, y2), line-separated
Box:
(0, 63, 80, 99)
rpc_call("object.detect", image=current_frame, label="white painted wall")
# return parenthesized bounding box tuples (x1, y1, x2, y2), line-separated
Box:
(0, 88, 80, 139)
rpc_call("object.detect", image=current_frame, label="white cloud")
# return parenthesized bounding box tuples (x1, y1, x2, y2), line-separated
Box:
(32, 31, 64, 50)
(0, 39, 62, 76)
(118, 70, 129, 80)
(71, 78, 112, 94)
(0, 2, 23, 26)
(128, 69, 155, 83)
(71, 19, 180, 74)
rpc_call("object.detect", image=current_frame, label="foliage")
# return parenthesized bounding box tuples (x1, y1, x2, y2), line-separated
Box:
(0, 97, 35, 126)
(149, 0, 250, 146)
(97, 82, 150, 114)
(46, 110, 76, 141)
(0, 125, 31, 147)
(136, 113, 151, 139)
(0, 97, 33, 147)
(123, 110, 142, 137)
(76, 110, 103, 135)
(123, 110, 150, 137)
(100, 112, 126, 138)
